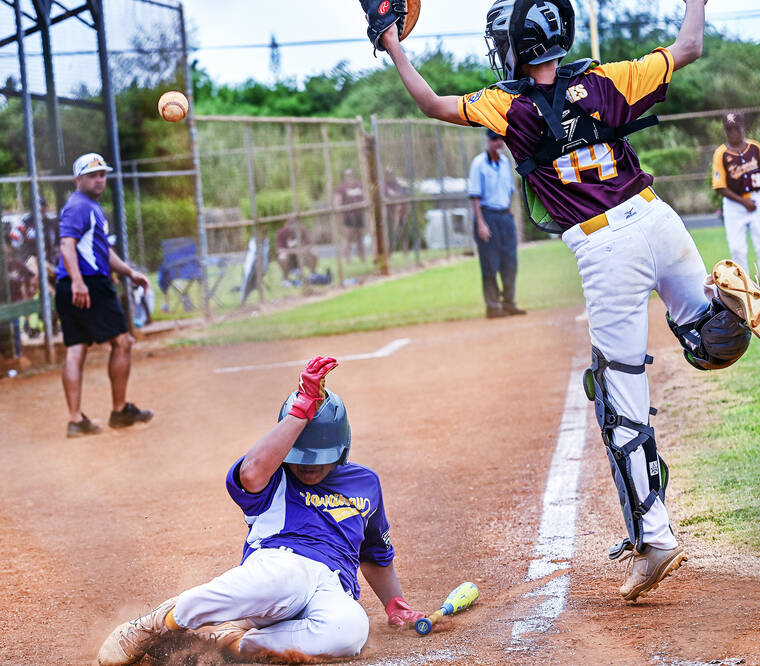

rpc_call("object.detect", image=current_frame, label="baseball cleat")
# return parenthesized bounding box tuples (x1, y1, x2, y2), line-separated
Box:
(712, 260, 760, 339)
(190, 621, 248, 656)
(619, 546, 687, 602)
(66, 414, 102, 438)
(98, 597, 176, 666)
(109, 402, 154, 429)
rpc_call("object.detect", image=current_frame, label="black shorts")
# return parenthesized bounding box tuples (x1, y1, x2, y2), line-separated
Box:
(55, 276, 128, 347)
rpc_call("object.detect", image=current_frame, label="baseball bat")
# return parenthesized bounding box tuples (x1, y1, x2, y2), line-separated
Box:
(414, 582, 479, 635)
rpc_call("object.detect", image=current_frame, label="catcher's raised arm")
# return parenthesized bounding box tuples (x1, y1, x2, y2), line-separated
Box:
(361, 6, 464, 125)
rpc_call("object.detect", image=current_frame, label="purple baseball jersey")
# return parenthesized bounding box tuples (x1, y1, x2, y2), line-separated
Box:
(226, 458, 395, 599)
(56, 190, 112, 279)
(458, 48, 675, 230)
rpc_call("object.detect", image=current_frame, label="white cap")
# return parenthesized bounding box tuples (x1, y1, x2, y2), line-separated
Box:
(73, 153, 113, 177)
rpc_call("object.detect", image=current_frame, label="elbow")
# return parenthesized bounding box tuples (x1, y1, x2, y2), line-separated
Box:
(673, 37, 703, 67)
(239, 457, 269, 494)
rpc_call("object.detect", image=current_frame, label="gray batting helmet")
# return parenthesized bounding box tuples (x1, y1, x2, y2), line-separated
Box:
(485, 0, 575, 81)
(278, 389, 351, 465)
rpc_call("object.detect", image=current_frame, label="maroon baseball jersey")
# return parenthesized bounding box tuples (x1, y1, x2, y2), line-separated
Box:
(458, 48, 675, 230)
(712, 139, 760, 197)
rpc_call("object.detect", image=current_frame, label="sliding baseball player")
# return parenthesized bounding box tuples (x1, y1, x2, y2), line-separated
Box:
(98, 357, 423, 664)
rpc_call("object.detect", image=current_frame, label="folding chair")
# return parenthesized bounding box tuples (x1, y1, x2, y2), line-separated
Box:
(241, 236, 271, 305)
(158, 237, 231, 312)
(158, 237, 201, 312)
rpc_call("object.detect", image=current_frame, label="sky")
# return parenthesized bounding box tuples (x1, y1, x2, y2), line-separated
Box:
(184, 0, 760, 86)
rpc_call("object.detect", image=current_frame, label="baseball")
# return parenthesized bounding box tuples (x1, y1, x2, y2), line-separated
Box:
(158, 90, 188, 122)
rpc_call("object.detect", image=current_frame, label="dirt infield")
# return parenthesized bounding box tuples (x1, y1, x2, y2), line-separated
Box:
(1, 303, 759, 665)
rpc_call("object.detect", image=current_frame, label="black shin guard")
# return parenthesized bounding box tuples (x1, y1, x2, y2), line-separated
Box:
(584, 346, 668, 552)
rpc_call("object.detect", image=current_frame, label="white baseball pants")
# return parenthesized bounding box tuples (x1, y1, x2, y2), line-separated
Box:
(563, 193, 710, 549)
(173, 548, 369, 657)
(723, 191, 760, 273)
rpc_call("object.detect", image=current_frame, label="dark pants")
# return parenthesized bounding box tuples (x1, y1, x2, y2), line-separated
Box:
(474, 207, 518, 310)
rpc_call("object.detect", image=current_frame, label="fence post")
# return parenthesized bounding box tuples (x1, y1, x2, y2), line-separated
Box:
(243, 123, 266, 304)
(403, 123, 421, 266)
(179, 3, 210, 320)
(130, 161, 146, 270)
(367, 117, 389, 276)
(284, 122, 309, 295)
(321, 123, 345, 288)
(459, 128, 477, 254)
(15, 0, 54, 363)
(434, 126, 451, 259)
(0, 186, 13, 359)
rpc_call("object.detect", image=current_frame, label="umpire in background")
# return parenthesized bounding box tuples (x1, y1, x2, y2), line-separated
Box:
(55, 153, 153, 438)
(468, 129, 525, 318)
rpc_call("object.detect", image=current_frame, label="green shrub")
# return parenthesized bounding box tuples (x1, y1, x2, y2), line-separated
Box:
(637, 147, 700, 177)
(125, 196, 197, 271)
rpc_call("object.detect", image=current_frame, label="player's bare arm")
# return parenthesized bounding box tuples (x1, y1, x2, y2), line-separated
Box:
(108, 248, 150, 288)
(239, 356, 337, 492)
(361, 561, 424, 626)
(60, 236, 90, 309)
(470, 198, 492, 242)
(668, 0, 708, 70)
(381, 28, 467, 126)
(717, 187, 757, 211)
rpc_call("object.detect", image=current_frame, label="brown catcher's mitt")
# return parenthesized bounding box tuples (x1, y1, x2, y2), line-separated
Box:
(360, 0, 421, 54)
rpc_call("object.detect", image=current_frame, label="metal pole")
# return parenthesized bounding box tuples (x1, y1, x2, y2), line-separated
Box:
(435, 126, 451, 259)
(0, 186, 14, 359)
(369, 115, 390, 275)
(179, 2, 210, 319)
(321, 122, 344, 288)
(285, 122, 307, 295)
(15, 0, 55, 363)
(588, 0, 601, 61)
(403, 123, 420, 266)
(243, 123, 265, 304)
(130, 161, 146, 270)
(92, 0, 134, 331)
(458, 127, 477, 254)
(36, 1, 66, 167)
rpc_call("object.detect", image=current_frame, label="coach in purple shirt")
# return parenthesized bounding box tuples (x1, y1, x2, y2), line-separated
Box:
(55, 153, 154, 438)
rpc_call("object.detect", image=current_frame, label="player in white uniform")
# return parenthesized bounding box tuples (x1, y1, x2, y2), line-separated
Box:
(363, 0, 760, 603)
(712, 111, 760, 273)
(98, 357, 424, 665)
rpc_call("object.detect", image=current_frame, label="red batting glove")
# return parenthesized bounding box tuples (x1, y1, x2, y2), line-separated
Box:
(288, 356, 338, 422)
(385, 596, 425, 627)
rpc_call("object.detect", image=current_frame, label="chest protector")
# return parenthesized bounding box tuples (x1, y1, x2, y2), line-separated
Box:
(495, 59, 659, 234)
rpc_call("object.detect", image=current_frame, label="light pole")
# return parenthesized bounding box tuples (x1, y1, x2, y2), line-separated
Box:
(588, 0, 601, 62)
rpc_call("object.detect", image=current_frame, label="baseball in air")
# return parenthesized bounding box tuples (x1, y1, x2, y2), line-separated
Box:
(158, 91, 188, 122)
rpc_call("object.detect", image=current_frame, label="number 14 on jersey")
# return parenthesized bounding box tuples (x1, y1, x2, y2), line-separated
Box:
(554, 143, 618, 184)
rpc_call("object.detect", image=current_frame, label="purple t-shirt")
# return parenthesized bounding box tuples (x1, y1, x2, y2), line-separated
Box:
(459, 48, 675, 230)
(226, 458, 395, 599)
(56, 190, 111, 279)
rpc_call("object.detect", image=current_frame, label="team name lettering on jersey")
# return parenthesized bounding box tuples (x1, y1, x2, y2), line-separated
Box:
(300, 491, 372, 522)
(566, 84, 588, 103)
(727, 156, 759, 181)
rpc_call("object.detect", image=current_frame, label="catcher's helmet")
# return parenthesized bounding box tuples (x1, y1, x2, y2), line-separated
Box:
(485, 0, 575, 81)
(278, 389, 351, 465)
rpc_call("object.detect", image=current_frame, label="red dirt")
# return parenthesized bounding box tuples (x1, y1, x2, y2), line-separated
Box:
(1, 303, 758, 665)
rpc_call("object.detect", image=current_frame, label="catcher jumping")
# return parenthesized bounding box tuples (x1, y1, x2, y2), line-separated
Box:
(362, 0, 760, 602)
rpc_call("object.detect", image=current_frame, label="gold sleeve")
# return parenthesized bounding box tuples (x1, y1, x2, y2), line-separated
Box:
(458, 87, 515, 135)
(712, 145, 728, 190)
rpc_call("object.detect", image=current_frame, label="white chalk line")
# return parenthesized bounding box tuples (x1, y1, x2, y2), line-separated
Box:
(510, 359, 589, 645)
(213, 338, 412, 374)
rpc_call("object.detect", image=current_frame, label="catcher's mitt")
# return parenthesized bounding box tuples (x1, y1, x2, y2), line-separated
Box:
(360, 0, 421, 54)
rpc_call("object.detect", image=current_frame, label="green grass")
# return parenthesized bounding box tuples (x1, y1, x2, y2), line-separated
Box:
(171, 224, 759, 549)
(174, 239, 582, 345)
(679, 343, 760, 549)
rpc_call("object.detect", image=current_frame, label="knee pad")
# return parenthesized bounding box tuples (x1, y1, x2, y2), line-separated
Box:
(584, 346, 667, 552)
(667, 298, 751, 371)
